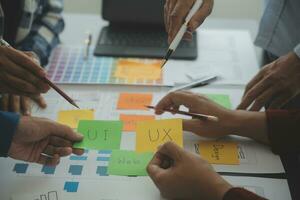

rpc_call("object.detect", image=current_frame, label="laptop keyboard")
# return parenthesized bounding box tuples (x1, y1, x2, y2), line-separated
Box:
(99, 28, 195, 48)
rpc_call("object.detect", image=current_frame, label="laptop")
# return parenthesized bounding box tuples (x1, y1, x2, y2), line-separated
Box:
(94, 0, 198, 60)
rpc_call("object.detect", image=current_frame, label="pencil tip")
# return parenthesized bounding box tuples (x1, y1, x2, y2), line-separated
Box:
(161, 59, 167, 69)
(72, 102, 80, 109)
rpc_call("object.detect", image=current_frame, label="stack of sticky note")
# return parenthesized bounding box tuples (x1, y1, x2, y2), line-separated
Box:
(55, 92, 237, 177)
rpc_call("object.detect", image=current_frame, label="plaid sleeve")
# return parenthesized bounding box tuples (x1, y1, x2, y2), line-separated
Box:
(17, 0, 65, 66)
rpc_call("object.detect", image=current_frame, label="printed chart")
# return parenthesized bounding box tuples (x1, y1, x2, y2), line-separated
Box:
(46, 46, 164, 86)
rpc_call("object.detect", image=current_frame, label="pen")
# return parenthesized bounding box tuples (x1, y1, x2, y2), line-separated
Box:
(170, 75, 217, 92)
(0, 38, 80, 109)
(146, 105, 219, 122)
(84, 33, 92, 60)
(161, 0, 203, 68)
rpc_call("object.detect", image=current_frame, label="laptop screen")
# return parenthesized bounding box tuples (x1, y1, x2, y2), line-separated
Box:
(102, 0, 165, 26)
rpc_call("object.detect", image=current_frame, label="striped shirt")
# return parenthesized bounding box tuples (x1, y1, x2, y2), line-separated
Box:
(0, 0, 64, 66)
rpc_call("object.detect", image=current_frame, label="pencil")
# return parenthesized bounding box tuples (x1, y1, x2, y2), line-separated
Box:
(43, 77, 79, 109)
(146, 105, 218, 122)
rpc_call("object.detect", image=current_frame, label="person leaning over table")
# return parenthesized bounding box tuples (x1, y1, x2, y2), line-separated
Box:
(0, 111, 84, 165)
(146, 91, 300, 200)
(164, 0, 300, 111)
(0, 0, 65, 115)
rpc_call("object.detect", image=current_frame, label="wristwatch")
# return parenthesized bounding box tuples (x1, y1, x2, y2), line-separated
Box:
(294, 44, 300, 59)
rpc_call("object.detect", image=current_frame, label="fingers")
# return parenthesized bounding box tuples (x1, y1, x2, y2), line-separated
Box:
(183, 119, 204, 133)
(237, 78, 271, 110)
(49, 136, 84, 155)
(0, 94, 9, 111)
(31, 95, 47, 109)
(37, 154, 60, 166)
(0, 55, 48, 93)
(9, 95, 21, 113)
(268, 93, 293, 109)
(157, 142, 183, 162)
(21, 96, 32, 116)
(48, 122, 84, 142)
(0, 71, 42, 94)
(241, 65, 268, 99)
(155, 91, 199, 114)
(1, 46, 45, 77)
(188, 0, 213, 32)
(43, 145, 73, 157)
(247, 88, 275, 111)
(168, 0, 192, 43)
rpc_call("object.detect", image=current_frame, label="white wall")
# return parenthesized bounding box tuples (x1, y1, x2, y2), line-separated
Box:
(64, 0, 263, 21)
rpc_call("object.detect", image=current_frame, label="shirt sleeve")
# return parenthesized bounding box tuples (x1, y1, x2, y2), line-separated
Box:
(16, 0, 65, 66)
(294, 43, 300, 59)
(266, 110, 300, 154)
(0, 111, 20, 157)
(223, 188, 267, 200)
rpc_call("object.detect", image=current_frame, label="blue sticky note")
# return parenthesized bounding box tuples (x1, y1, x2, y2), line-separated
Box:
(64, 182, 79, 193)
(13, 163, 29, 174)
(68, 165, 83, 175)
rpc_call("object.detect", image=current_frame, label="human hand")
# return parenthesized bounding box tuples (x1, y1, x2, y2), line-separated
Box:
(8, 117, 84, 166)
(0, 47, 50, 97)
(147, 142, 232, 200)
(237, 52, 300, 111)
(155, 91, 234, 138)
(0, 94, 47, 116)
(164, 0, 214, 43)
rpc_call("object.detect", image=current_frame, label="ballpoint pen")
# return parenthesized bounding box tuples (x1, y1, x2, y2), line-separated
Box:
(0, 38, 80, 109)
(170, 75, 218, 92)
(161, 0, 203, 68)
(146, 105, 219, 122)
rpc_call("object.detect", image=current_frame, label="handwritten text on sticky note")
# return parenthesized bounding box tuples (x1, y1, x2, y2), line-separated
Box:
(120, 114, 155, 131)
(73, 120, 123, 150)
(199, 141, 239, 165)
(57, 110, 94, 129)
(108, 150, 154, 176)
(117, 93, 153, 110)
(136, 119, 183, 152)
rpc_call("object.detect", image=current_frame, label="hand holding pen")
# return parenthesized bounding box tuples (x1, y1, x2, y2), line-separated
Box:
(153, 91, 237, 138)
(164, 0, 214, 43)
(0, 38, 79, 108)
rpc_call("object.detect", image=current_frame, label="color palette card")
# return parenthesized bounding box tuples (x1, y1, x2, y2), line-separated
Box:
(46, 46, 164, 86)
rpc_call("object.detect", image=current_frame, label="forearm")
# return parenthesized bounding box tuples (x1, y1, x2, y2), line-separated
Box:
(225, 110, 269, 144)
(223, 188, 267, 200)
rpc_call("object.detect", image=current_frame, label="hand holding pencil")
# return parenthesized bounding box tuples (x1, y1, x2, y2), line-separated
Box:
(153, 91, 235, 138)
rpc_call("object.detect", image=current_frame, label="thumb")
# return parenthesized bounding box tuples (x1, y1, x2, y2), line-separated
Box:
(48, 121, 83, 142)
(158, 142, 183, 162)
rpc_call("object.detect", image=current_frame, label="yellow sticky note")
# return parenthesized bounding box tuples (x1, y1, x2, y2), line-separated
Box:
(57, 110, 94, 129)
(117, 93, 153, 110)
(136, 119, 183, 152)
(199, 141, 239, 165)
(120, 114, 155, 132)
(114, 59, 162, 80)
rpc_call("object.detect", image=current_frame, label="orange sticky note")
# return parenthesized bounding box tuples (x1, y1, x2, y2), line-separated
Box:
(120, 114, 155, 131)
(199, 141, 239, 165)
(114, 59, 162, 81)
(117, 93, 153, 110)
(136, 119, 183, 152)
(57, 110, 94, 129)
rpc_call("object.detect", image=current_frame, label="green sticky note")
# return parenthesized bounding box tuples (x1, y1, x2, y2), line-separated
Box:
(73, 120, 123, 150)
(108, 150, 154, 176)
(205, 94, 232, 109)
